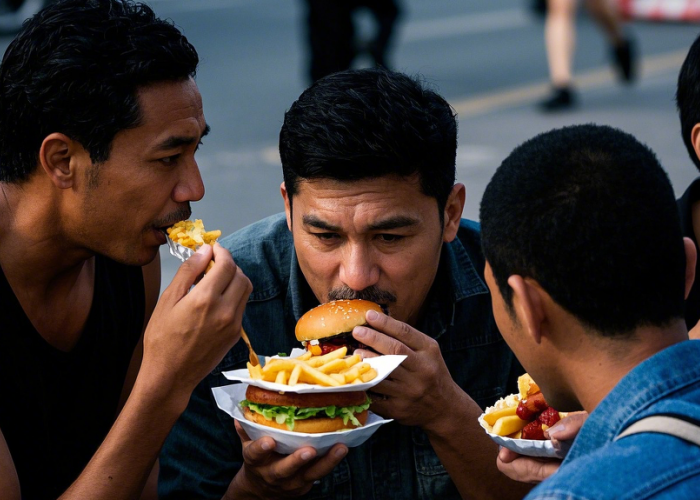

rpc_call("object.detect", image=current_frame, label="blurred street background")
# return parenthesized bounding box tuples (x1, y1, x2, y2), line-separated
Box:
(2, 0, 699, 287)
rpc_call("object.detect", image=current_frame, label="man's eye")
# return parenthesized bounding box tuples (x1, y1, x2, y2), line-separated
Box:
(313, 233, 338, 241)
(378, 234, 403, 242)
(161, 154, 180, 165)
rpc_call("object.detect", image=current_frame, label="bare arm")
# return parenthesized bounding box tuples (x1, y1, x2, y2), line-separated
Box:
(46, 243, 250, 499)
(0, 428, 20, 500)
(353, 310, 532, 500)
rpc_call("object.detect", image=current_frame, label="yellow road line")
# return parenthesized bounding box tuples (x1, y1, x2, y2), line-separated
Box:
(451, 49, 689, 118)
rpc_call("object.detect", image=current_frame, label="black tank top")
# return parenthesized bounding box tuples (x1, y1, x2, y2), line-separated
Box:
(0, 255, 145, 499)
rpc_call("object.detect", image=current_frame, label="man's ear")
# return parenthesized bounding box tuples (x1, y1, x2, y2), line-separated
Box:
(38, 133, 83, 189)
(281, 181, 292, 231)
(691, 124, 700, 165)
(684, 237, 697, 300)
(507, 275, 546, 344)
(442, 183, 466, 242)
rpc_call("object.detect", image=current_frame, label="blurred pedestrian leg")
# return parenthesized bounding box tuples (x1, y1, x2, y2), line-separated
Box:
(302, 0, 401, 84)
(539, 0, 637, 111)
(304, 1, 355, 83)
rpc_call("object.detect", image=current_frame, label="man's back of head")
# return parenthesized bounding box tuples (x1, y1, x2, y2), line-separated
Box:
(481, 123, 686, 338)
(0, 0, 199, 183)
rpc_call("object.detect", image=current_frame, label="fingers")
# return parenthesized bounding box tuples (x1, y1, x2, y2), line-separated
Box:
(546, 411, 588, 441)
(299, 444, 348, 481)
(497, 446, 520, 464)
(353, 310, 425, 355)
(164, 243, 214, 298)
(496, 450, 561, 484)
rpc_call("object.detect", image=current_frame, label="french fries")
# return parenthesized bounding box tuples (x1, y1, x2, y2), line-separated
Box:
(246, 347, 379, 387)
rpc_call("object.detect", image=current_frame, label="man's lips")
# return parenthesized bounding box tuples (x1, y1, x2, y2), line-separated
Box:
(154, 228, 168, 245)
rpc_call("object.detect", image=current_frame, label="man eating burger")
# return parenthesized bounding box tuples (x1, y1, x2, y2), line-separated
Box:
(159, 68, 529, 500)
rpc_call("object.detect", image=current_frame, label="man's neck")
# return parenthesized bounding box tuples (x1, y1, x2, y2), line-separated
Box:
(0, 181, 96, 351)
(568, 321, 689, 413)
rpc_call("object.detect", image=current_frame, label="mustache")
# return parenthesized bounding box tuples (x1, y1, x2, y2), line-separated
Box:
(153, 204, 192, 229)
(327, 285, 396, 306)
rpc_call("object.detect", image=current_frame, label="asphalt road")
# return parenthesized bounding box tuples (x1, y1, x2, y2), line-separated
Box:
(2, 0, 699, 288)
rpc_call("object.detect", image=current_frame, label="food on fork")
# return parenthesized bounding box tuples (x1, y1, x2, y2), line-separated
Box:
(167, 219, 221, 250)
(166, 219, 221, 272)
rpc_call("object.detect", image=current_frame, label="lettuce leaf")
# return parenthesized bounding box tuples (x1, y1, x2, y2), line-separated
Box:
(240, 395, 371, 430)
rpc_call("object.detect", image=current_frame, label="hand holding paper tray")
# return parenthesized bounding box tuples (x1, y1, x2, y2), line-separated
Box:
(212, 384, 393, 455)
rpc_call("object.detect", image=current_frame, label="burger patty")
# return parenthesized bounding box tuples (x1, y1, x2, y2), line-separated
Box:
(244, 385, 367, 408)
(305, 331, 369, 354)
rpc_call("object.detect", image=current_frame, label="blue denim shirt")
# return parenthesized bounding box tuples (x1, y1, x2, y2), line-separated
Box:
(526, 340, 700, 500)
(159, 213, 520, 500)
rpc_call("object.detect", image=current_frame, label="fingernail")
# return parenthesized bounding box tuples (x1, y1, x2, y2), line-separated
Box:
(261, 440, 272, 451)
(196, 245, 208, 254)
(366, 310, 379, 320)
(301, 451, 313, 461)
(335, 447, 348, 458)
(353, 327, 367, 339)
(547, 423, 564, 439)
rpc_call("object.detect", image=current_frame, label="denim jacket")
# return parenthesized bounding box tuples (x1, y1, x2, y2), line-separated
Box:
(526, 341, 700, 500)
(159, 213, 520, 500)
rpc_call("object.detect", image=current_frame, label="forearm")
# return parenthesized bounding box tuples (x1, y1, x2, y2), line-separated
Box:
(59, 375, 190, 499)
(423, 384, 533, 500)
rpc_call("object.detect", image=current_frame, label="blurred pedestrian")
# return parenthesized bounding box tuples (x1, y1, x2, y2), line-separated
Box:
(302, 0, 401, 83)
(539, 0, 637, 111)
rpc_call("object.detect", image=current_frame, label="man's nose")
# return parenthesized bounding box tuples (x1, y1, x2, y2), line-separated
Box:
(339, 245, 379, 292)
(173, 159, 205, 203)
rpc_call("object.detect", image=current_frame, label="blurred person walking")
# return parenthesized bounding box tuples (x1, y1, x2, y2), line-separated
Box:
(539, 0, 637, 111)
(303, 0, 401, 83)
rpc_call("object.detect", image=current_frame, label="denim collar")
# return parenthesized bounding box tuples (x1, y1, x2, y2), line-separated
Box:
(563, 340, 700, 464)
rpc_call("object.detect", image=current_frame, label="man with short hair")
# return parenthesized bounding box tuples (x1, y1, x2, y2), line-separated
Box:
(675, 32, 700, 335)
(480, 123, 700, 499)
(160, 68, 530, 499)
(0, 1, 253, 498)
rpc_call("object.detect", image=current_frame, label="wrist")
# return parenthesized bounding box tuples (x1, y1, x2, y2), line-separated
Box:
(223, 467, 262, 500)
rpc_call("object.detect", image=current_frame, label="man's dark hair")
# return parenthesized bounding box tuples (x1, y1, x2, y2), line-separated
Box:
(279, 68, 458, 219)
(0, 0, 199, 183)
(480, 124, 686, 336)
(677, 32, 700, 171)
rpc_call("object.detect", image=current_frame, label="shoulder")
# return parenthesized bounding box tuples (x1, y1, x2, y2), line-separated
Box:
(529, 434, 700, 500)
(218, 213, 293, 300)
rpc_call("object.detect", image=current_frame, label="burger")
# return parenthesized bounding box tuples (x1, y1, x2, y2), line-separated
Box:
(240, 384, 371, 433)
(295, 299, 383, 355)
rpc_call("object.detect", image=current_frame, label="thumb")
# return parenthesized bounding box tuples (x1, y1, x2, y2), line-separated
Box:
(165, 244, 213, 297)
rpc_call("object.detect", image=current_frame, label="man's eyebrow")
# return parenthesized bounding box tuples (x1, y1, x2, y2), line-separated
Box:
(302, 214, 340, 231)
(301, 214, 419, 231)
(155, 124, 211, 151)
(367, 216, 419, 231)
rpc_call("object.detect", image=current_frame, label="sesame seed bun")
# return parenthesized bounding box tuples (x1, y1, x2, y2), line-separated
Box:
(295, 299, 383, 342)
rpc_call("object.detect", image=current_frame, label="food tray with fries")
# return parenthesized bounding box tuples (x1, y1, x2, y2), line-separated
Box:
(212, 384, 393, 454)
(478, 414, 563, 458)
(222, 348, 406, 393)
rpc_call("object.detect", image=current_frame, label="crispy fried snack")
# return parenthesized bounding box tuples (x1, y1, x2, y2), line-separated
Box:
(167, 219, 221, 250)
